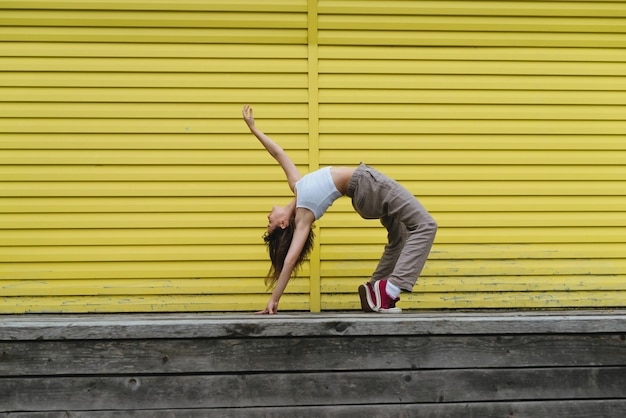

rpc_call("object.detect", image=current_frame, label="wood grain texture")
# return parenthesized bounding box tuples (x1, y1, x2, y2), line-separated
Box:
(2, 312, 626, 340)
(1, 312, 625, 416)
(3, 400, 626, 417)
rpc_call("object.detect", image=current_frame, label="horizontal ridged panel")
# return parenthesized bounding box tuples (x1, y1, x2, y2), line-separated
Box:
(316, 0, 625, 311)
(0, 1, 310, 312)
(1, 0, 625, 313)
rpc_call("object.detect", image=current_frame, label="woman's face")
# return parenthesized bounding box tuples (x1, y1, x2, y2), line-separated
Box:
(267, 205, 289, 234)
(267, 206, 280, 234)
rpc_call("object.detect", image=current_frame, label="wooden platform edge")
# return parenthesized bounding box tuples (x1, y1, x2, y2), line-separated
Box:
(1, 310, 625, 341)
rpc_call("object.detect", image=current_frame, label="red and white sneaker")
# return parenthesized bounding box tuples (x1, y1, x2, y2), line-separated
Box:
(358, 282, 377, 312)
(374, 280, 402, 313)
(358, 280, 402, 313)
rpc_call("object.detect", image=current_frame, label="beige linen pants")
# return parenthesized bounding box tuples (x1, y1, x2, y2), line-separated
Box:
(346, 163, 438, 291)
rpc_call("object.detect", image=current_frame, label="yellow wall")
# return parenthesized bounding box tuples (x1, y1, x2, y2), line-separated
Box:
(1, 0, 625, 313)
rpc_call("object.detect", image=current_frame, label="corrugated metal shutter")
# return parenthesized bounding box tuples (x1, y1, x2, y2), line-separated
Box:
(0, 0, 312, 312)
(315, 1, 626, 310)
(1, 0, 625, 313)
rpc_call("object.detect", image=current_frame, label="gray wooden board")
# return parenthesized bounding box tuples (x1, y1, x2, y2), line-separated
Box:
(2, 311, 626, 340)
(3, 400, 626, 418)
(1, 334, 625, 376)
(2, 367, 625, 411)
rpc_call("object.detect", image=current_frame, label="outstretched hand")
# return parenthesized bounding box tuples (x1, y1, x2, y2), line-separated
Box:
(255, 296, 279, 315)
(242, 105, 255, 130)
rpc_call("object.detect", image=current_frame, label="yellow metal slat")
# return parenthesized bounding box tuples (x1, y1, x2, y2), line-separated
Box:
(319, 89, 626, 105)
(1, 228, 269, 246)
(320, 149, 626, 165)
(318, 1, 626, 18)
(0, 260, 295, 280)
(0, 133, 309, 150)
(318, 135, 626, 150)
(0, 87, 309, 101)
(0, 150, 310, 165)
(0, 196, 295, 213)
(321, 291, 626, 311)
(0, 103, 310, 119)
(0, 118, 307, 134)
(0, 27, 309, 44)
(2, 180, 623, 197)
(0, 277, 307, 296)
(331, 195, 626, 213)
(0, 294, 309, 314)
(0, 10, 308, 28)
(322, 275, 626, 293)
(0, 0, 308, 12)
(321, 227, 626, 245)
(319, 60, 626, 76)
(3, 164, 624, 182)
(319, 74, 626, 91)
(319, 104, 625, 121)
(0, 212, 275, 229)
(319, 15, 626, 33)
(0, 42, 309, 58)
(321, 243, 626, 260)
(319, 119, 626, 135)
(321, 259, 626, 278)
(0, 57, 308, 73)
(4, 195, 626, 215)
(0, 181, 299, 197)
(0, 165, 311, 182)
(0, 74, 308, 89)
(0, 244, 269, 262)
(320, 212, 626, 228)
(319, 46, 626, 62)
(319, 30, 626, 48)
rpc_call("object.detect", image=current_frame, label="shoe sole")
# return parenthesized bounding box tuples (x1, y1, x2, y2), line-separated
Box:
(358, 284, 376, 313)
(379, 307, 402, 314)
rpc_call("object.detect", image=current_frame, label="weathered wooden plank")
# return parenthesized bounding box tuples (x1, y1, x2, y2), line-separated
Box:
(2, 312, 626, 340)
(1, 334, 624, 376)
(4, 399, 626, 418)
(1, 368, 624, 410)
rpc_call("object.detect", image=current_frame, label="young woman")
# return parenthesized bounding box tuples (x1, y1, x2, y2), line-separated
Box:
(243, 105, 437, 314)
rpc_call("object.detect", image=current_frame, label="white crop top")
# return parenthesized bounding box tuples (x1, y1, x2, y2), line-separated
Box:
(295, 166, 343, 220)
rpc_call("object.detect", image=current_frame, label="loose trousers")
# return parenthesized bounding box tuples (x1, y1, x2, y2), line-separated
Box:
(346, 163, 437, 291)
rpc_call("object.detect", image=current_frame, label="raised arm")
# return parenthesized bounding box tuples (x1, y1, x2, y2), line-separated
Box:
(242, 105, 301, 192)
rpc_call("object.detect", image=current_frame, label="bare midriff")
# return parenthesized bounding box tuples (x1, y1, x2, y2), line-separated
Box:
(330, 166, 356, 195)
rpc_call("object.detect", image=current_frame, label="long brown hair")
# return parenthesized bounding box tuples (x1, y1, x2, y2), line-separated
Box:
(263, 220, 315, 289)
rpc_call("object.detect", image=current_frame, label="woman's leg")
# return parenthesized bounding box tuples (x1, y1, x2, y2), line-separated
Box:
(370, 215, 407, 282)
